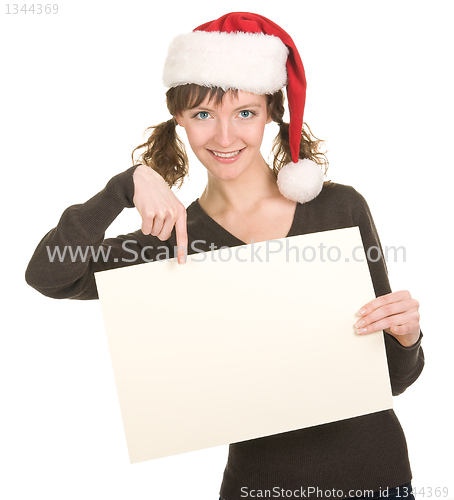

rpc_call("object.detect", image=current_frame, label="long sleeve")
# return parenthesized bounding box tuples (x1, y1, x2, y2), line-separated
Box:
(25, 165, 173, 300)
(352, 187, 425, 395)
(384, 330, 425, 396)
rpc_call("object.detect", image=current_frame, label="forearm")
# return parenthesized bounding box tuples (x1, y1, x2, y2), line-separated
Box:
(25, 166, 138, 299)
(384, 330, 424, 396)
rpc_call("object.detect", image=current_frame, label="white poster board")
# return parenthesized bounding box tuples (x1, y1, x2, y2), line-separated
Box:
(95, 227, 393, 464)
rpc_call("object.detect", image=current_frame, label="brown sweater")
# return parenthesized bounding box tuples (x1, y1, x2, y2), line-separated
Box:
(25, 166, 424, 499)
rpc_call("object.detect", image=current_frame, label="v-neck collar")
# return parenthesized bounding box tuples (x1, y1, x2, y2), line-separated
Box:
(192, 198, 301, 246)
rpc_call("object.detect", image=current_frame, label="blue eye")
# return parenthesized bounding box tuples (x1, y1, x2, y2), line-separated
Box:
(240, 110, 252, 118)
(197, 111, 210, 120)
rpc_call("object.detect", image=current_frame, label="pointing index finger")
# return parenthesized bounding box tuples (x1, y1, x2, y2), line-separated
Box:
(175, 211, 188, 265)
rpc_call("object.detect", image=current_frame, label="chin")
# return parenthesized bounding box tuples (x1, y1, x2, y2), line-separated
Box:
(208, 162, 250, 181)
(209, 169, 245, 182)
(201, 151, 259, 180)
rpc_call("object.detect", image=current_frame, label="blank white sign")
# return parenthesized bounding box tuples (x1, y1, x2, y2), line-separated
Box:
(95, 227, 393, 464)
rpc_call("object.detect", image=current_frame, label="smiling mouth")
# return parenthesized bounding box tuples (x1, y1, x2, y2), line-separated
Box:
(210, 149, 244, 158)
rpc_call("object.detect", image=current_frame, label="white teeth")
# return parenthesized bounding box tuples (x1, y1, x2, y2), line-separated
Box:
(212, 150, 241, 158)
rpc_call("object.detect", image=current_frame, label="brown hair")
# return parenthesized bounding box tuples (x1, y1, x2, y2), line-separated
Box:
(131, 84, 329, 189)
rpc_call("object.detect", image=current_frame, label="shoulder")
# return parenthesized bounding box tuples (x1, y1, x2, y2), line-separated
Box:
(313, 181, 371, 220)
(186, 199, 203, 227)
(318, 181, 368, 206)
(184, 199, 214, 239)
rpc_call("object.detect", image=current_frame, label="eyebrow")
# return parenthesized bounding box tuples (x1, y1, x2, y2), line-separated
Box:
(191, 102, 263, 112)
(233, 103, 263, 111)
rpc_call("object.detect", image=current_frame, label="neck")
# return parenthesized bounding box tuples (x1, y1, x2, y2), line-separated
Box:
(199, 155, 280, 215)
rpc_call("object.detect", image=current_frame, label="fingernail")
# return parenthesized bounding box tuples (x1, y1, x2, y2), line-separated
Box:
(355, 319, 365, 328)
(358, 308, 367, 316)
(357, 327, 367, 334)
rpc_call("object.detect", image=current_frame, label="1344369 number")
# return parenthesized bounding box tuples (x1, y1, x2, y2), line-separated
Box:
(411, 487, 450, 498)
(6, 4, 59, 14)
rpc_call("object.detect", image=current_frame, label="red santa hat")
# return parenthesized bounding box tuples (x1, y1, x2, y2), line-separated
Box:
(162, 12, 324, 204)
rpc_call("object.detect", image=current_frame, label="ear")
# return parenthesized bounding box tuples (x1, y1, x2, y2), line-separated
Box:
(174, 113, 185, 128)
(266, 115, 273, 125)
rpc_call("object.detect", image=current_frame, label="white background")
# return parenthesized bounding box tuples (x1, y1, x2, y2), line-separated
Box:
(1, 1, 452, 499)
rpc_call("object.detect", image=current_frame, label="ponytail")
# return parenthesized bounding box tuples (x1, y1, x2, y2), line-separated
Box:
(131, 118, 189, 189)
(272, 121, 329, 176)
(267, 91, 329, 177)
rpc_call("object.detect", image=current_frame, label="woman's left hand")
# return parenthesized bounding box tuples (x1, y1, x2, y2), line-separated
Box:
(355, 290, 421, 347)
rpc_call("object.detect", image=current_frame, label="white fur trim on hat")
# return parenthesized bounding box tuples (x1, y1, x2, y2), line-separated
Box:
(162, 31, 289, 94)
(277, 159, 324, 204)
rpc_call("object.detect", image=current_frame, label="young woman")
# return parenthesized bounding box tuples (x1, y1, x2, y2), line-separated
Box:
(26, 12, 424, 500)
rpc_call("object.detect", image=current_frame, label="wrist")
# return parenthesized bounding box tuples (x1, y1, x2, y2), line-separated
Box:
(387, 329, 421, 348)
(106, 165, 139, 209)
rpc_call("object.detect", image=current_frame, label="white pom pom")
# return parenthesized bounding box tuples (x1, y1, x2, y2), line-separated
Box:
(276, 159, 324, 204)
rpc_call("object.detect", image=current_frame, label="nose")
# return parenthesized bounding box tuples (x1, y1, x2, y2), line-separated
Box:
(214, 118, 236, 148)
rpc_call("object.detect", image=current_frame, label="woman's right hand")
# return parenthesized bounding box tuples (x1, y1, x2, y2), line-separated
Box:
(132, 164, 187, 264)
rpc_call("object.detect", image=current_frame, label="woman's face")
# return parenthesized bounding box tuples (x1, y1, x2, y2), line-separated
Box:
(175, 90, 271, 182)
